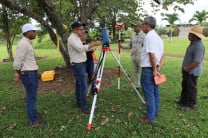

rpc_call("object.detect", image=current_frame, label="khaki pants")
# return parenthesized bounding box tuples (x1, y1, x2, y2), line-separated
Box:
(132, 59, 141, 88)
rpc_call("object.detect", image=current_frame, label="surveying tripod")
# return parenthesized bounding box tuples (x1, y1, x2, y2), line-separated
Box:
(87, 28, 145, 131)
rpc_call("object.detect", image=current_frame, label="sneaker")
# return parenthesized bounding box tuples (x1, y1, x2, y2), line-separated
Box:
(81, 108, 90, 114)
(30, 120, 47, 128)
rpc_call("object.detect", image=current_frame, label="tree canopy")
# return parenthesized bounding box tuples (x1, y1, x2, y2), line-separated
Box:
(0, 0, 196, 66)
(189, 10, 208, 25)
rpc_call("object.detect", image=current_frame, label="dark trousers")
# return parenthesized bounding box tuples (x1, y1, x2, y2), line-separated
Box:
(20, 71, 38, 123)
(180, 71, 198, 107)
(71, 63, 88, 109)
(86, 59, 95, 94)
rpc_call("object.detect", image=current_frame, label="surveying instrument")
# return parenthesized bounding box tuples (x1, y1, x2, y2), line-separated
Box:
(87, 27, 145, 131)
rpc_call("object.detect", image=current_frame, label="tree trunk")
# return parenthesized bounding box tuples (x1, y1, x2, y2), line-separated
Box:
(2, 5, 13, 60)
(36, 0, 71, 68)
(6, 39, 13, 60)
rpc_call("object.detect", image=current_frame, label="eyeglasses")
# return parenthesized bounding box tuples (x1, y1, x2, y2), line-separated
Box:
(76, 28, 84, 31)
(142, 22, 150, 25)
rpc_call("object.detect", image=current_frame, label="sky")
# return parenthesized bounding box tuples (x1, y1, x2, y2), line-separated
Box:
(143, 0, 208, 26)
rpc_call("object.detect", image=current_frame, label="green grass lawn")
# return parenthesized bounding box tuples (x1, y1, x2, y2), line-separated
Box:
(0, 37, 208, 137)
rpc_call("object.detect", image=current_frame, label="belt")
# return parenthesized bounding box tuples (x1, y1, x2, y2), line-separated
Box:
(142, 67, 152, 69)
(21, 70, 38, 74)
(71, 62, 86, 64)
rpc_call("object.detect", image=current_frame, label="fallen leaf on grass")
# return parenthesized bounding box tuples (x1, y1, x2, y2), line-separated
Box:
(111, 107, 117, 112)
(0, 106, 8, 113)
(132, 131, 137, 135)
(138, 106, 143, 110)
(95, 127, 101, 131)
(128, 112, 133, 118)
(60, 125, 66, 131)
(9, 123, 17, 130)
(174, 127, 179, 132)
(182, 119, 187, 125)
(101, 117, 109, 126)
(115, 118, 121, 124)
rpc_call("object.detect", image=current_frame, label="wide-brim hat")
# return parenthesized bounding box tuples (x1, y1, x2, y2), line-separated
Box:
(189, 25, 205, 39)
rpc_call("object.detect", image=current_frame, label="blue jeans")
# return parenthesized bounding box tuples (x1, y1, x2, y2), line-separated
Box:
(71, 63, 88, 109)
(20, 71, 38, 124)
(141, 67, 160, 122)
(86, 60, 95, 94)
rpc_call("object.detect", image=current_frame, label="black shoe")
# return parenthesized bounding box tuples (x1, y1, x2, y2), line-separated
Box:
(180, 106, 195, 111)
(37, 112, 45, 119)
(143, 111, 158, 116)
(174, 99, 182, 105)
(81, 108, 90, 114)
(30, 120, 47, 128)
(75, 102, 81, 108)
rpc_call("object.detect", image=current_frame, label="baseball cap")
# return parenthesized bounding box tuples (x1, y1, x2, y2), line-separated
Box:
(71, 21, 85, 29)
(22, 23, 38, 33)
(131, 22, 142, 26)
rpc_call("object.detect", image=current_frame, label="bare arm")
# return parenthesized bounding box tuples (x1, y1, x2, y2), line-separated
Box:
(183, 61, 199, 72)
(88, 41, 101, 50)
(149, 52, 158, 76)
(14, 70, 21, 81)
(157, 53, 165, 72)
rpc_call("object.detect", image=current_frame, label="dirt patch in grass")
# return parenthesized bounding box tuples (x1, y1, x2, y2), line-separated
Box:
(22, 66, 117, 94)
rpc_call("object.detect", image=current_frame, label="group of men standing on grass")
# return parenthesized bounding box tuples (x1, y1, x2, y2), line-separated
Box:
(13, 15, 205, 127)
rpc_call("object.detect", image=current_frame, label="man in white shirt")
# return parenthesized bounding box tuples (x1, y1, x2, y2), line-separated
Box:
(67, 21, 101, 114)
(139, 16, 165, 124)
(13, 23, 46, 128)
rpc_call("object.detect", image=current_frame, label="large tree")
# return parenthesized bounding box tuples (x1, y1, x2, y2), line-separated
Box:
(0, 0, 196, 67)
(0, 0, 100, 67)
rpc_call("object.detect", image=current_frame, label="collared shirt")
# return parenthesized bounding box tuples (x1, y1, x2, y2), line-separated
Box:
(141, 30, 164, 67)
(13, 36, 38, 71)
(122, 31, 145, 60)
(182, 40, 205, 76)
(67, 33, 89, 63)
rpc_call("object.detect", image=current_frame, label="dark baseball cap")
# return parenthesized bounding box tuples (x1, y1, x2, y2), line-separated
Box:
(131, 22, 142, 26)
(71, 21, 85, 29)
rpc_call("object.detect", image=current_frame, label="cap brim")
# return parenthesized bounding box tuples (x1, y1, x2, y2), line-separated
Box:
(131, 23, 141, 26)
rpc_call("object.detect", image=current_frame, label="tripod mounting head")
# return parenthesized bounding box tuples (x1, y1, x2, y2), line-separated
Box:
(101, 27, 110, 48)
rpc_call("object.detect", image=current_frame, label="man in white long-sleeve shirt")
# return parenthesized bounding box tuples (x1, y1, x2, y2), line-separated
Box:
(13, 23, 46, 128)
(67, 21, 101, 114)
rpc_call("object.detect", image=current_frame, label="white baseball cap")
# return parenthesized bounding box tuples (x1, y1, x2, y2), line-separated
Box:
(22, 23, 38, 33)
